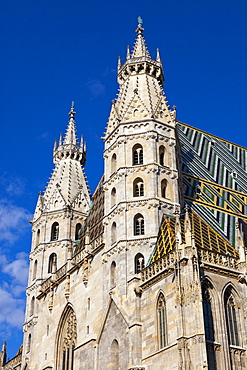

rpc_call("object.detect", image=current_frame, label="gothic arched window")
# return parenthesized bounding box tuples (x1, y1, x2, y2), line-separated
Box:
(111, 153, 117, 174)
(134, 214, 144, 235)
(36, 229, 40, 247)
(110, 340, 119, 369)
(51, 222, 59, 241)
(224, 288, 240, 346)
(75, 223, 82, 241)
(133, 178, 144, 197)
(134, 253, 145, 273)
(111, 222, 117, 244)
(132, 144, 143, 165)
(159, 145, 165, 166)
(157, 292, 167, 349)
(30, 296, 35, 317)
(202, 285, 215, 342)
(32, 259, 38, 280)
(161, 179, 167, 198)
(56, 306, 77, 370)
(111, 187, 116, 207)
(27, 334, 31, 353)
(110, 261, 116, 288)
(48, 253, 57, 273)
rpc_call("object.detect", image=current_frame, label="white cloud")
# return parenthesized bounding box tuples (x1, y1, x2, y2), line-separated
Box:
(37, 131, 49, 141)
(85, 79, 106, 99)
(0, 173, 27, 197)
(0, 252, 29, 336)
(0, 200, 31, 244)
(0, 287, 25, 329)
(3, 252, 29, 286)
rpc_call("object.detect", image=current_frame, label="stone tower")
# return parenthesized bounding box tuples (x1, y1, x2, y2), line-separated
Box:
(22, 104, 90, 365)
(103, 20, 182, 282)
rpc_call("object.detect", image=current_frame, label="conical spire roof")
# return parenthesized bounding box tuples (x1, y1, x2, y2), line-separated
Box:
(104, 20, 176, 138)
(33, 104, 90, 221)
(131, 22, 151, 59)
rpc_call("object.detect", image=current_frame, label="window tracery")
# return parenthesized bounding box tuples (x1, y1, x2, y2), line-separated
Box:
(225, 289, 240, 346)
(202, 286, 215, 342)
(51, 222, 59, 241)
(134, 214, 144, 235)
(58, 309, 77, 370)
(48, 253, 57, 273)
(134, 253, 145, 273)
(133, 178, 144, 197)
(157, 293, 167, 349)
(133, 144, 143, 165)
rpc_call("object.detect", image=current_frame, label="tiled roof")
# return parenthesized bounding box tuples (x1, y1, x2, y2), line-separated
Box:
(149, 209, 238, 264)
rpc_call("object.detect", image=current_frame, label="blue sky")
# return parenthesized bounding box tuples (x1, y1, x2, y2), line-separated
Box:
(1, 0, 247, 360)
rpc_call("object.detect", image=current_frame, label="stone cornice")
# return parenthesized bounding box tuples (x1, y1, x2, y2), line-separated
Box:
(102, 236, 157, 259)
(104, 126, 176, 152)
(104, 163, 179, 187)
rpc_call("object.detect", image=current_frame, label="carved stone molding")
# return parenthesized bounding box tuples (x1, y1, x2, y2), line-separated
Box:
(134, 286, 143, 297)
(206, 342, 221, 351)
(238, 273, 246, 283)
(175, 286, 185, 306)
(177, 337, 189, 350)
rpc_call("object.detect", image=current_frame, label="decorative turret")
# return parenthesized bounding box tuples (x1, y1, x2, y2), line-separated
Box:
(33, 103, 90, 222)
(53, 102, 86, 166)
(117, 18, 164, 87)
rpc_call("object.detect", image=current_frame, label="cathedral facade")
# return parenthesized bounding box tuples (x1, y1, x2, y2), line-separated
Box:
(1, 21, 247, 370)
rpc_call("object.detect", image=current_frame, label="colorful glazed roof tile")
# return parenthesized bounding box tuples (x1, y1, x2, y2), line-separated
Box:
(177, 121, 247, 248)
(149, 209, 238, 264)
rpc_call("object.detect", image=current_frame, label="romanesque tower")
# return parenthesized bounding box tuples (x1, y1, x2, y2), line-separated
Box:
(22, 104, 90, 363)
(102, 20, 182, 284)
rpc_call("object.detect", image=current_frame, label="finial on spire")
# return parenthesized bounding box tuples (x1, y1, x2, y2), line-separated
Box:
(137, 16, 143, 25)
(69, 101, 75, 119)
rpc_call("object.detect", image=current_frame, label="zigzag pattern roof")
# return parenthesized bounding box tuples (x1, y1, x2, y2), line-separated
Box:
(177, 121, 247, 248)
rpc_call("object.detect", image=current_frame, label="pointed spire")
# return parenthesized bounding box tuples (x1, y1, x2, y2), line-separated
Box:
(53, 140, 57, 151)
(117, 56, 121, 72)
(53, 102, 87, 166)
(80, 135, 84, 148)
(131, 18, 151, 58)
(175, 211, 182, 245)
(63, 102, 78, 145)
(156, 48, 161, 62)
(126, 45, 130, 60)
(184, 205, 192, 246)
(59, 133, 63, 146)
